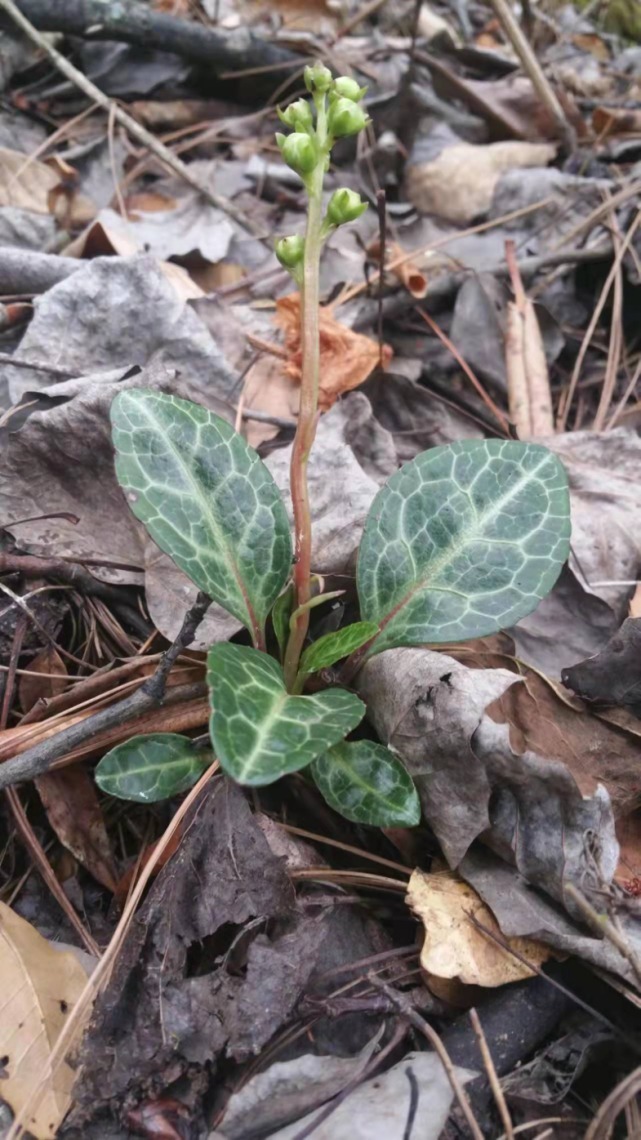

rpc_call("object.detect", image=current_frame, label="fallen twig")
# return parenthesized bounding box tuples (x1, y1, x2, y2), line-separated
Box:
(469, 1008, 514, 1140)
(0, 592, 211, 790)
(7, 0, 296, 82)
(0, 0, 268, 239)
(368, 974, 485, 1140)
(487, 0, 576, 152)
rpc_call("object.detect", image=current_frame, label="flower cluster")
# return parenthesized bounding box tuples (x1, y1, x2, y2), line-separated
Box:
(275, 64, 370, 277)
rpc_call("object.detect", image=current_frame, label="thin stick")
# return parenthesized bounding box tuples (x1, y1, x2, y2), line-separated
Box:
(557, 207, 641, 430)
(417, 306, 511, 434)
(0, 0, 265, 239)
(368, 975, 485, 1140)
(469, 1007, 514, 1140)
(563, 882, 641, 987)
(487, 0, 576, 152)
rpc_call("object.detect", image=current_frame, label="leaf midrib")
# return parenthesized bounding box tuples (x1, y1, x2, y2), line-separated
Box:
(135, 396, 261, 638)
(234, 683, 290, 782)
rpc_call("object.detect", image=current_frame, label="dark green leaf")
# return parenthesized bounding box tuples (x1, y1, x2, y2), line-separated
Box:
(95, 733, 210, 802)
(111, 389, 292, 642)
(299, 621, 379, 676)
(207, 643, 365, 786)
(311, 741, 420, 826)
(357, 439, 570, 655)
(272, 584, 294, 661)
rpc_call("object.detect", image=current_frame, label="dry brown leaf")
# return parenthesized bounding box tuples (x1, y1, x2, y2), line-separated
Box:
(276, 294, 392, 410)
(486, 665, 641, 815)
(0, 146, 60, 213)
(407, 140, 557, 224)
(19, 647, 68, 714)
(593, 106, 641, 137)
(407, 869, 553, 987)
(35, 768, 118, 891)
(0, 901, 91, 1138)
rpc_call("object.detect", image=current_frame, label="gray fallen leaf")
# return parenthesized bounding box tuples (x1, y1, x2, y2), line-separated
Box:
(357, 648, 515, 866)
(252, 1052, 476, 1140)
(94, 200, 236, 264)
(217, 1048, 380, 1140)
(362, 370, 482, 463)
(357, 648, 618, 901)
(0, 362, 232, 588)
(0, 207, 57, 251)
(510, 429, 641, 675)
(2, 254, 237, 404)
(490, 167, 612, 250)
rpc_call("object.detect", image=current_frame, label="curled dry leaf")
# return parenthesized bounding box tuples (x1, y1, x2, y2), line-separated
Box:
(0, 901, 92, 1139)
(275, 294, 392, 410)
(407, 139, 557, 224)
(0, 146, 64, 213)
(367, 238, 429, 298)
(407, 869, 553, 986)
(35, 768, 118, 891)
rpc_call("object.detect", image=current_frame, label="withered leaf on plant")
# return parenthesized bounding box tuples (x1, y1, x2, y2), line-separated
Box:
(275, 294, 392, 410)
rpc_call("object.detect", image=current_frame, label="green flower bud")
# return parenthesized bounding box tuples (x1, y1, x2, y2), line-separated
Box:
(279, 131, 318, 175)
(333, 76, 366, 102)
(326, 187, 368, 226)
(328, 97, 369, 138)
(304, 62, 333, 93)
(277, 98, 313, 132)
(275, 234, 305, 269)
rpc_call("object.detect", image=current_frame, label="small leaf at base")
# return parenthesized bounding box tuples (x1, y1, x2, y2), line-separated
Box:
(95, 733, 210, 802)
(299, 621, 379, 676)
(311, 740, 421, 826)
(271, 584, 294, 661)
(207, 642, 365, 786)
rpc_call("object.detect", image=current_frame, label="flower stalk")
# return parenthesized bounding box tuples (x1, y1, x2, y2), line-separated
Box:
(276, 65, 369, 691)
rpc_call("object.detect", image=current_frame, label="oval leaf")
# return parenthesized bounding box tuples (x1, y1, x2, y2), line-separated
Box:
(357, 439, 570, 655)
(299, 621, 379, 676)
(311, 741, 421, 827)
(95, 733, 210, 802)
(111, 389, 292, 641)
(207, 643, 365, 786)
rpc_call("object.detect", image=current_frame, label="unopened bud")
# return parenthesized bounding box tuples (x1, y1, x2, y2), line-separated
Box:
(275, 234, 305, 269)
(327, 188, 368, 226)
(328, 97, 369, 138)
(277, 98, 313, 132)
(333, 76, 366, 102)
(278, 131, 318, 175)
(304, 62, 333, 93)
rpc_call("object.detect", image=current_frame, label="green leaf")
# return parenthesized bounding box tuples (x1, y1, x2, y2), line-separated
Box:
(111, 389, 292, 642)
(271, 584, 294, 661)
(95, 733, 210, 802)
(311, 741, 421, 827)
(299, 621, 379, 676)
(357, 439, 570, 656)
(207, 643, 365, 786)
